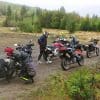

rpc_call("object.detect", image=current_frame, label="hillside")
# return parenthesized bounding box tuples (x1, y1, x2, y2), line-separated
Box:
(0, 1, 36, 15)
(0, 1, 20, 14)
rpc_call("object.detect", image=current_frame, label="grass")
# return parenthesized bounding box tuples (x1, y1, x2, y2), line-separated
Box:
(17, 66, 100, 100)
(0, 27, 100, 42)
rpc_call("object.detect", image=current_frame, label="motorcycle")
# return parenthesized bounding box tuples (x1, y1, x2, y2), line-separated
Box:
(15, 40, 34, 59)
(0, 58, 15, 82)
(10, 52, 36, 83)
(59, 45, 84, 70)
(45, 45, 59, 61)
(45, 39, 70, 62)
(84, 39, 99, 58)
(0, 50, 36, 83)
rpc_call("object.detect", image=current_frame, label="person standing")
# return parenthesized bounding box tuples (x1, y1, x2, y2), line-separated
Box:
(70, 35, 78, 49)
(38, 31, 51, 64)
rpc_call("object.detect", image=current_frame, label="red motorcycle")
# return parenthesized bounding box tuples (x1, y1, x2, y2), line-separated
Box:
(59, 45, 84, 70)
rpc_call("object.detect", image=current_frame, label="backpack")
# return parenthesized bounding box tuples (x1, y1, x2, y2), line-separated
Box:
(38, 36, 43, 45)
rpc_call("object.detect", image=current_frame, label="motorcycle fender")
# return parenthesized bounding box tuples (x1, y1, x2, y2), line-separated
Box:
(74, 50, 83, 55)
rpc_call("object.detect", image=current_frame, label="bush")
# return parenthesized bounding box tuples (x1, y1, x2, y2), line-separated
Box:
(66, 69, 96, 100)
(20, 68, 100, 100)
(33, 23, 42, 33)
(18, 21, 33, 33)
(3, 19, 16, 27)
(18, 20, 42, 33)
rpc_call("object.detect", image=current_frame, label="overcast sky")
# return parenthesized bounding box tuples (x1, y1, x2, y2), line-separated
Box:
(0, 0, 100, 16)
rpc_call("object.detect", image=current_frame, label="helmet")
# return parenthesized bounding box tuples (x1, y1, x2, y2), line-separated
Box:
(43, 31, 49, 35)
(43, 31, 49, 38)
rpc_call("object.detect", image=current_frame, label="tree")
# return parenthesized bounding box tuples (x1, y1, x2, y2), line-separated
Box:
(32, 8, 42, 32)
(31, 11, 34, 25)
(41, 11, 52, 28)
(80, 16, 91, 31)
(97, 20, 100, 31)
(66, 20, 76, 34)
(20, 6, 27, 21)
(60, 15, 67, 29)
(7, 6, 12, 19)
(65, 13, 79, 33)
(14, 10, 18, 22)
(4, 5, 12, 26)
(60, 6, 66, 13)
(90, 15, 98, 31)
(51, 11, 61, 29)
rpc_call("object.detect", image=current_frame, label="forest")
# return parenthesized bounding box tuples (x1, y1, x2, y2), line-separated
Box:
(0, 1, 100, 33)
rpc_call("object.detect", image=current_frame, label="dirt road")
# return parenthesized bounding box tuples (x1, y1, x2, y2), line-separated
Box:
(0, 33, 99, 100)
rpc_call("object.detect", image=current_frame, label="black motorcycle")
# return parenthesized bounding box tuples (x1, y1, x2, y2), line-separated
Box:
(15, 40, 34, 59)
(84, 39, 99, 58)
(11, 52, 36, 83)
(0, 58, 15, 82)
(59, 45, 84, 70)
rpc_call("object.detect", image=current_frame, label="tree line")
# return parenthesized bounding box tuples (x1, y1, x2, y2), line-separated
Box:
(1, 5, 100, 33)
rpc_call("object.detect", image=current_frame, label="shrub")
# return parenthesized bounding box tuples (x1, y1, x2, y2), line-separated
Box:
(33, 23, 42, 33)
(3, 19, 16, 27)
(20, 68, 99, 100)
(66, 69, 96, 100)
(18, 21, 33, 33)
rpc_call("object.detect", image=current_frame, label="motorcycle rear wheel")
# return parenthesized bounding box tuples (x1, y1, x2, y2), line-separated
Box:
(86, 49, 91, 58)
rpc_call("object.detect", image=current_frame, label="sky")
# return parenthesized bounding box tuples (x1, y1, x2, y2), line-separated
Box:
(0, 0, 100, 16)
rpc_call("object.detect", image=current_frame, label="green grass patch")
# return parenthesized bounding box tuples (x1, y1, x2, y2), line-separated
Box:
(18, 66, 100, 100)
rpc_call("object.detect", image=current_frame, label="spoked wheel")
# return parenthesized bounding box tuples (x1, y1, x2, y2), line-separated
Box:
(61, 58, 70, 70)
(77, 55, 84, 66)
(96, 47, 99, 56)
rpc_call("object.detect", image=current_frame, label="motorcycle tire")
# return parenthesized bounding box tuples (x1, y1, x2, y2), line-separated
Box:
(61, 58, 70, 70)
(8, 60, 16, 79)
(96, 47, 99, 56)
(77, 55, 84, 66)
(86, 49, 91, 58)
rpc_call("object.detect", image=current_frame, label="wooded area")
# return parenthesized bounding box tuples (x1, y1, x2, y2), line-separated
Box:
(0, 1, 100, 33)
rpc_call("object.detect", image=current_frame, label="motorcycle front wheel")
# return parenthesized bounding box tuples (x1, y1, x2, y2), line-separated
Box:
(96, 47, 99, 56)
(77, 55, 84, 66)
(61, 58, 70, 70)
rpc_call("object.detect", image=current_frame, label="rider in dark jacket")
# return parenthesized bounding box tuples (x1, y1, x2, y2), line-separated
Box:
(38, 31, 48, 63)
(70, 36, 78, 49)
